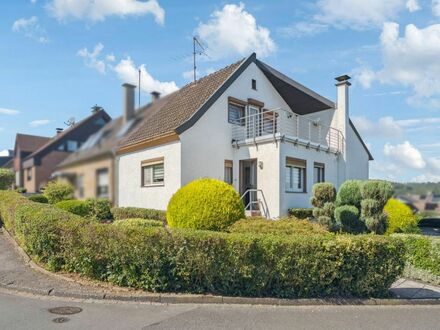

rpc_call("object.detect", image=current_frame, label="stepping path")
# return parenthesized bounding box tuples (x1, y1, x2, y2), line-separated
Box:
(1, 228, 440, 304)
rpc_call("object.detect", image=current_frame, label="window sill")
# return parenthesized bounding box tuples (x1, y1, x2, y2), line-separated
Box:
(285, 190, 307, 194)
(141, 183, 165, 188)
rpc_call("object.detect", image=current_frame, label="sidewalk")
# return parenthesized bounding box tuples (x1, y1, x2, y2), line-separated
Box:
(1, 228, 440, 305)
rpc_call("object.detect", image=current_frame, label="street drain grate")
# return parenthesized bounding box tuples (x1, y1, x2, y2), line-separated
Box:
(48, 306, 82, 315)
(52, 317, 70, 323)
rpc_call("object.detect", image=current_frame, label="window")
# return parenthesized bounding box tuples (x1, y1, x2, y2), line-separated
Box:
(67, 140, 78, 152)
(26, 168, 32, 181)
(285, 157, 306, 193)
(314, 162, 325, 184)
(77, 174, 84, 198)
(96, 168, 109, 198)
(228, 103, 245, 125)
(57, 143, 65, 151)
(251, 79, 257, 90)
(224, 160, 233, 185)
(141, 158, 164, 187)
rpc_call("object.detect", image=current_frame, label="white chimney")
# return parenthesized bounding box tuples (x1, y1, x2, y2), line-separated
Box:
(335, 75, 351, 140)
(122, 83, 136, 123)
(151, 91, 161, 103)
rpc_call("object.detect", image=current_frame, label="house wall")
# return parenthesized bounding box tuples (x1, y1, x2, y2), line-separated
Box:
(346, 124, 369, 180)
(59, 157, 114, 201)
(117, 141, 181, 210)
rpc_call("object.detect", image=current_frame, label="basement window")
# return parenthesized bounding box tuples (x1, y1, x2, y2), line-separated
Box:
(141, 158, 164, 187)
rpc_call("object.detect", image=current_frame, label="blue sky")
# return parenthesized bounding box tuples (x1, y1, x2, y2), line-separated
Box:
(1, 0, 439, 182)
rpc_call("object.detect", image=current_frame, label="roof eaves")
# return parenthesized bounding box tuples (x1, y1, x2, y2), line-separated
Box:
(174, 53, 256, 135)
(349, 119, 374, 161)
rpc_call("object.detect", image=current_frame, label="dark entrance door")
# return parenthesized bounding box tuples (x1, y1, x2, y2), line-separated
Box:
(240, 159, 257, 210)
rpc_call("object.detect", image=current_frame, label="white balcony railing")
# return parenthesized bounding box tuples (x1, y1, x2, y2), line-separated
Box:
(231, 108, 345, 154)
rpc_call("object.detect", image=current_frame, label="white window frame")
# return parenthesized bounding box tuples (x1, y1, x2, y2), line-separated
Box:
(314, 163, 325, 184)
(141, 158, 165, 187)
(224, 160, 233, 185)
(285, 158, 306, 193)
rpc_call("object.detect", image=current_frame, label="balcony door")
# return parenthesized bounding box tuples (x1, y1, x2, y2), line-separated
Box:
(246, 105, 260, 139)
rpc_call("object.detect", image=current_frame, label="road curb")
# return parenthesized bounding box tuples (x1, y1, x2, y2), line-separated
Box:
(1, 228, 440, 307)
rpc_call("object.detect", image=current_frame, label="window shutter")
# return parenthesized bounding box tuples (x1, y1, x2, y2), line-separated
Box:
(286, 157, 306, 168)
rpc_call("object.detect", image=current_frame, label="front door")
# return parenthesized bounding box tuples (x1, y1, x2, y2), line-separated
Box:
(240, 159, 258, 210)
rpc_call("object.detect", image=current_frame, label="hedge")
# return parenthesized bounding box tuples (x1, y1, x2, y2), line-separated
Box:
(55, 200, 91, 217)
(288, 208, 313, 220)
(0, 191, 406, 298)
(113, 218, 163, 229)
(0, 169, 14, 190)
(111, 206, 166, 223)
(28, 194, 48, 204)
(43, 180, 74, 204)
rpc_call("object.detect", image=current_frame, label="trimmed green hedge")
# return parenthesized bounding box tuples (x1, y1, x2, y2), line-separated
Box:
(113, 218, 163, 229)
(28, 194, 48, 204)
(55, 200, 91, 217)
(288, 208, 313, 220)
(0, 169, 14, 190)
(0, 191, 406, 298)
(111, 206, 166, 222)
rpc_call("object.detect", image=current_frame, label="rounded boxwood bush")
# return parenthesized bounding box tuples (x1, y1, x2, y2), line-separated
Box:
(167, 178, 245, 231)
(44, 180, 74, 204)
(310, 183, 336, 208)
(334, 205, 363, 234)
(384, 199, 419, 234)
(361, 198, 381, 219)
(55, 200, 91, 217)
(361, 180, 394, 209)
(28, 194, 48, 204)
(336, 180, 363, 208)
(0, 169, 14, 190)
(365, 213, 387, 235)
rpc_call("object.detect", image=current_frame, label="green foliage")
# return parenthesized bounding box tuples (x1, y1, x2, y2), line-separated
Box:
(360, 199, 381, 218)
(229, 218, 329, 236)
(334, 205, 363, 234)
(85, 198, 112, 221)
(393, 182, 440, 196)
(396, 234, 440, 278)
(111, 206, 166, 223)
(385, 199, 420, 234)
(55, 200, 91, 217)
(27, 194, 48, 204)
(364, 214, 387, 235)
(16, 187, 27, 193)
(0, 169, 14, 190)
(0, 190, 406, 298)
(361, 180, 394, 209)
(113, 218, 163, 229)
(288, 208, 313, 220)
(167, 178, 244, 231)
(43, 180, 74, 204)
(310, 183, 336, 208)
(313, 202, 335, 218)
(336, 180, 363, 208)
(317, 216, 339, 232)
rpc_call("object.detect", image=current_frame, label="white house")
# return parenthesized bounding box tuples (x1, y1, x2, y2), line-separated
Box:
(116, 53, 373, 218)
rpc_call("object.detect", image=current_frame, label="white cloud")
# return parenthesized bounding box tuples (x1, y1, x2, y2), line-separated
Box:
(31, 0, 37, 4)
(384, 141, 426, 169)
(0, 108, 20, 115)
(433, 0, 440, 16)
(29, 119, 51, 127)
(0, 149, 11, 156)
(195, 3, 276, 59)
(78, 43, 109, 74)
(12, 16, 49, 43)
(356, 22, 440, 108)
(114, 57, 178, 95)
(47, 0, 165, 24)
(352, 116, 403, 138)
(278, 22, 328, 38)
(406, 0, 421, 12)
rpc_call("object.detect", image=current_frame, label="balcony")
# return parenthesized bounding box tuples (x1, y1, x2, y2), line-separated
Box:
(231, 108, 344, 154)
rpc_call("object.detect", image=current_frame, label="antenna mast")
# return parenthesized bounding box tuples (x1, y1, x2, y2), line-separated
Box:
(193, 36, 207, 83)
(138, 69, 141, 108)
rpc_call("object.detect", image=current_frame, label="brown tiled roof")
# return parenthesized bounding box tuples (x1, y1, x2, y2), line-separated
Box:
(119, 58, 246, 148)
(15, 134, 50, 152)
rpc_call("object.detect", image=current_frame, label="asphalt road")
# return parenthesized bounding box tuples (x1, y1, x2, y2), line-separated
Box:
(1, 291, 440, 330)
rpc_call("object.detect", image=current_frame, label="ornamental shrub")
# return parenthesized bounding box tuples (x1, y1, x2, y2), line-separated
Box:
(336, 180, 363, 208)
(16, 187, 27, 193)
(360, 199, 381, 219)
(43, 180, 74, 204)
(317, 216, 339, 232)
(288, 208, 313, 220)
(55, 200, 91, 217)
(85, 198, 112, 221)
(310, 183, 336, 208)
(0, 169, 14, 190)
(334, 205, 363, 234)
(361, 180, 394, 209)
(113, 218, 163, 229)
(384, 199, 419, 234)
(229, 218, 329, 236)
(111, 206, 166, 223)
(364, 213, 387, 235)
(28, 194, 48, 204)
(313, 202, 335, 218)
(167, 178, 245, 231)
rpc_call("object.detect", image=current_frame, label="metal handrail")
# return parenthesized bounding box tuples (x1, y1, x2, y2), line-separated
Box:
(240, 189, 270, 219)
(231, 108, 344, 154)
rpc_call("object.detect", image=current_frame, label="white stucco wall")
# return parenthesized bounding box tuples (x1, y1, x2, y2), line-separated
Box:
(346, 124, 370, 180)
(117, 141, 181, 210)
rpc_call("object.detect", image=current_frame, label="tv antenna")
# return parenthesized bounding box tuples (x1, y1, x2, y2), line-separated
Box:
(192, 36, 209, 83)
(64, 117, 76, 127)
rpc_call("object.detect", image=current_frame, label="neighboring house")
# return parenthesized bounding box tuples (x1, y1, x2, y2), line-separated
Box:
(20, 109, 111, 193)
(115, 53, 373, 218)
(11, 134, 51, 189)
(397, 194, 440, 214)
(0, 149, 13, 168)
(56, 85, 162, 202)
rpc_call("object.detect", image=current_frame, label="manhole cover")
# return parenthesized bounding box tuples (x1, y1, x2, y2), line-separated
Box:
(52, 317, 70, 323)
(48, 306, 82, 315)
